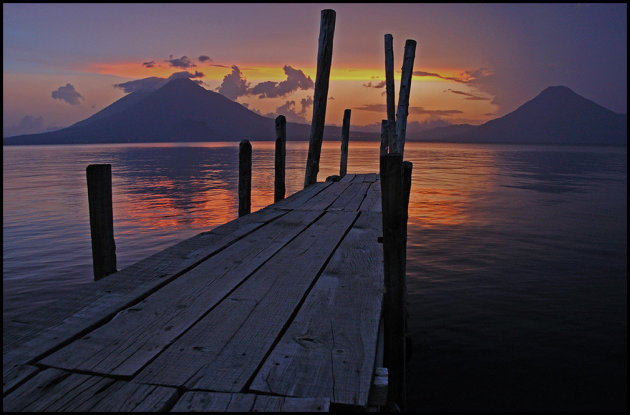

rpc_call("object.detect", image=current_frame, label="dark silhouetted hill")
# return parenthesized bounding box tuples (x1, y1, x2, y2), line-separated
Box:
(3, 78, 339, 145)
(415, 86, 626, 145)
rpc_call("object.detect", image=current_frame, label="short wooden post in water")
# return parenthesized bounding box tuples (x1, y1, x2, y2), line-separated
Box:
(274, 115, 286, 203)
(384, 34, 396, 149)
(339, 108, 351, 177)
(304, 9, 336, 187)
(86, 164, 117, 281)
(393, 39, 417, 155)
(238, 140, 252, 217)
(380, 153, 407, 411)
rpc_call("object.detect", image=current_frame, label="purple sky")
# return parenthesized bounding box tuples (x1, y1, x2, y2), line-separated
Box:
(3, 3, 627, 136)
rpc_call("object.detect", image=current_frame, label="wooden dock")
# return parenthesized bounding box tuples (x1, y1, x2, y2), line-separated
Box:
(3, 173, 391, 412)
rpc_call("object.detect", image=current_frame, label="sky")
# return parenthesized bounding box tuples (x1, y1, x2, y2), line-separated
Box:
(3, 3, 627, 137)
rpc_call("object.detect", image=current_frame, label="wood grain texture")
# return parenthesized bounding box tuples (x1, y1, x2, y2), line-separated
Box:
(39, 209, 322, 377)
(304, 9, 336, 187)
(249, 212, 383, 407)
(272, 181, 332, 210)
(359, 181, 382, 213)
(3, 209, 287, 393)
(393, 40, 417, 156)
(328, 181, 371, 211)
(135, 211, 358, 392)
(171, 391, 329, 412)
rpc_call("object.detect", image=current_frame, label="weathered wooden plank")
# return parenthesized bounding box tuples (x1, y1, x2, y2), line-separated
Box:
(83, 381, 178, 412)
(296, 180, 354, 211)
(272, 181, 332, 210)
(171, 392, 329, 412)
(39, 209, 322, 377)
(2, 364, 39, 395)
(384, 34, 396, 140)
(249, 212, 383, 407)
(339, 173, 356, 182)
(2, 368, 115, 412)
(362, 173, 378, 183)
(328, 181, 371, 211)
(135, 211, 358, 392)
(2, 368, 178, 412)
(359, 181, 382, 213)
(3, 207, 287, 379)
(304, 9, 336, 187)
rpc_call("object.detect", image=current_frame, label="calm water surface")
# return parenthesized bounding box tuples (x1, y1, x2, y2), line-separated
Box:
(3, 141, 627, 411)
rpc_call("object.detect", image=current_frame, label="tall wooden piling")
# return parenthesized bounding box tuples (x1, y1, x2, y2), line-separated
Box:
(304, 9, 336, 187)
(384, 34, 396, 150)
(339, 109, 351, 177)
(86, 164, 117, 281)
(393, 39, 417, 155)
(274, 116, 286, 203)
(238, 140, 252, 217)
(380, 153, 407, 410)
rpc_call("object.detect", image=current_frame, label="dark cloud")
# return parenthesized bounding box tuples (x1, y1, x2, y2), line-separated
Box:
(354, 103, 462, 116)
(362, 80, 387, 88)
(51, 83, 84, 105)
(165, 55, 196, 69)
(217, 65, 251, 100)
(249, 65, 314, 98)
(142, 60, 156, 68)
(114, 71, 205, 93)
(445, 89, 491, 101)
(264, 95, 314, 123)
(414, 67, 493, 84)
(198, 55, 212, 62)
(210, 63, 230, 68)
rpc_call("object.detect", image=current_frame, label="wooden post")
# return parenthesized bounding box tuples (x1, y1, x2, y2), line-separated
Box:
(393, 39, 417, 156)
(86, 164, 117, 281)
(238, 140, 252, 217)
(380, 153, 407, 411)
(304, 9, 336, 187)
(379, 120, 388, 176)
(339, 109, 351, 177)
(384, 34, 396, 150)
(274, 115, 286, 203)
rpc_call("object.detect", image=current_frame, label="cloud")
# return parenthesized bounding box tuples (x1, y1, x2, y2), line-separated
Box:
(165, 55, 196, 69)
(114, 71, 205, 93)
(362, 80, 387, 88)
(354, 103, 462, 116)
(414, 67, 494, 84)
(51, 83, 84, 105)
(445, 89, 491, 101)
(142, 60, 156, 68)
(198, 55, 212, 62)
(217, 65, 251, 100)
(249, 65, 314, 98)
(4, 115, 44, 136)
(263, 95, 314, 123)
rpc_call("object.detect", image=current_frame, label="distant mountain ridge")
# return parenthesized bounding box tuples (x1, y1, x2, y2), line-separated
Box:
(4, 78, 336, 145)
(417, 86, 626, 145)
(4, 80, 626, 146)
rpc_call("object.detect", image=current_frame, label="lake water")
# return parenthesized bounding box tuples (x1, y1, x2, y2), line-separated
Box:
(3, 141, 627, 411)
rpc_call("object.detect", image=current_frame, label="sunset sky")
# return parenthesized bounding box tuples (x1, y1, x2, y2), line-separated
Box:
(3, 3, 627, 137)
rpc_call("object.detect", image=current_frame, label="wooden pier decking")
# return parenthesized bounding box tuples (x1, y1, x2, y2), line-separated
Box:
(3, 173, 389, 412)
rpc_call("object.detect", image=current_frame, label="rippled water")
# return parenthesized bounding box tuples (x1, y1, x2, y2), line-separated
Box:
(3, 141, 627, 411)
